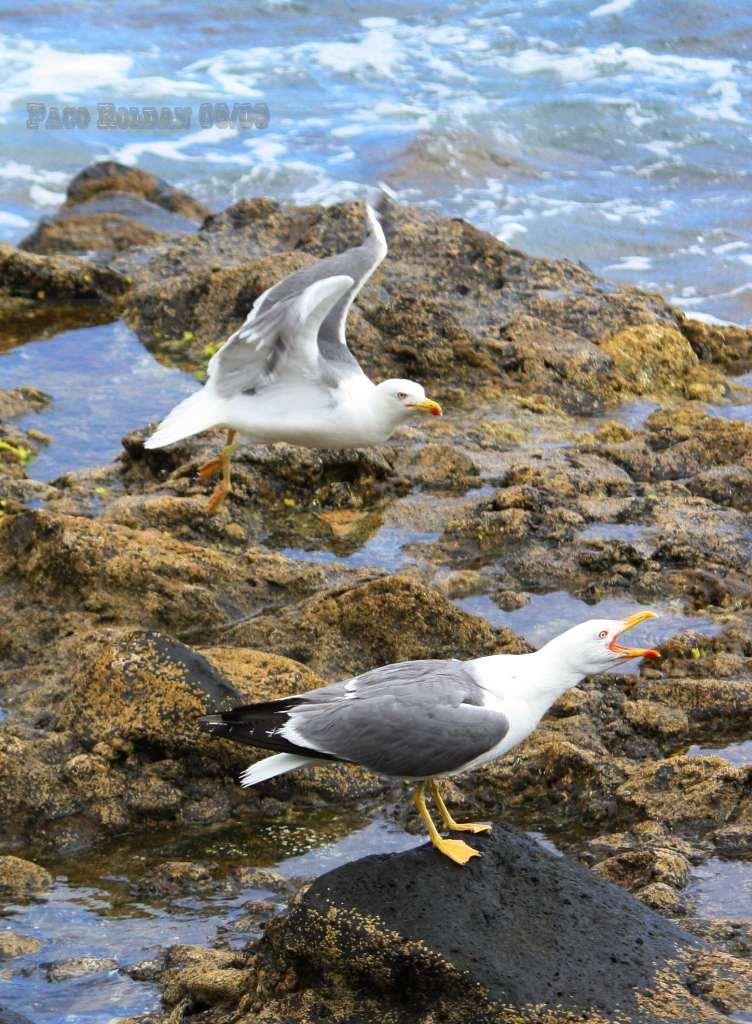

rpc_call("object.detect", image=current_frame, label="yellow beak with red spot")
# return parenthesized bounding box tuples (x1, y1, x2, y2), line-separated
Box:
(610, 610, 660, 659)
(409, 398, 443, 416)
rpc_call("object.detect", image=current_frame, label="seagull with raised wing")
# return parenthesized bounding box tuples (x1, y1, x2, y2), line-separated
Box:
(200, 611, 659, 866)
(143, 196, 442, 512)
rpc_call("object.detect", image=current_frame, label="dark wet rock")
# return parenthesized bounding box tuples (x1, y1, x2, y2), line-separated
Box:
(21, 212, 165, 256)
(0, 387, 50, 420)
(64, 160, 209, 223)
(687, 465, 752, 513)
(0, 244, 128, 304)
(225, 574, 529, 677)
(120, 427, 411, 519)
(395, 442, 480, 491)
(44, 956, 118, 981)
(0, 931, 41, 959)
(680, 312, 752, 374)
(134, 860, 214, 898)
(616, 756, 750, 833)
(0, 508, 326, 636)
(597, 406, 752, 483)
(0, 855, 52, 898)
(232, 825, 724, 1024)
(57, 631, 245, 753)
(711, 823, 752, 857)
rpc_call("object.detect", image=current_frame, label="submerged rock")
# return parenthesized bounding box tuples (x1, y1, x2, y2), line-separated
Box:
(44, 956, 118, 981)
(0, 855, 52, 898)
(0, 931, 41, 959)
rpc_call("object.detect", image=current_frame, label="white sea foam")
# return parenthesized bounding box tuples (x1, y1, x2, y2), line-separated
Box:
(604, 256, 652, 271)
(590, 0, 636, 17)
(501, 43, 736, 86)
(0, 209, 30, 228)
(313, 27, 405, 78)
(689, 80, 747, 124)
(113, 126, 239, 165)
(683, 311, 740, 327)
(713, 241, 748, 254)
(496, 221, 528, 243)
(0, 33, 133, 117)
(0, 161, 68, 186)
(29, 183, 64, 207)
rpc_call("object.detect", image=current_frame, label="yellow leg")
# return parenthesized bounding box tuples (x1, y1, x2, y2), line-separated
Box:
(414, 781, 479, 866)
(429, 779, 491, 834)
(201, 430, 237, 514)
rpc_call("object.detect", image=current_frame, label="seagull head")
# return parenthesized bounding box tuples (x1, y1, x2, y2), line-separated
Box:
(545, 610, 660, 676)
(374, 379, 443, 423)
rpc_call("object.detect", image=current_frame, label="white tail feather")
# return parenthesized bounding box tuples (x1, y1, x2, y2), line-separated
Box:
(144, 389, 220, 449)
(239, 752, 316, 788)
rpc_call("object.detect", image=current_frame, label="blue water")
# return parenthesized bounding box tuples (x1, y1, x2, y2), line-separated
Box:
(0, 816, 420, 1024)
(0, 2, 751, 323)
(456, 590, 721, 654)
(1, 322, 196, 480)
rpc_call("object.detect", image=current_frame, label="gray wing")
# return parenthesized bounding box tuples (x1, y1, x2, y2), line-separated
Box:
(284, 659, 509, 778)
(248, 196, 387, 375)
(207, 274, 354, 399)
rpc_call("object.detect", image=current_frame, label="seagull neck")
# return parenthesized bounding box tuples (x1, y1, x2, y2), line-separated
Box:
(525, 643, 585, 704)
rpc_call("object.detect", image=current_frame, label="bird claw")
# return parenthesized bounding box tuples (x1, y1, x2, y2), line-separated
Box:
(434, 837, 480, 866)
(206, 483, 229, 514)
(447, 821, 492, 835)
(197, 457, 222, 481)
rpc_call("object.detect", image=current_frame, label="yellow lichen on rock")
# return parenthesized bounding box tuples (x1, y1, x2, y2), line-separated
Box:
(601, 323, 727, 400)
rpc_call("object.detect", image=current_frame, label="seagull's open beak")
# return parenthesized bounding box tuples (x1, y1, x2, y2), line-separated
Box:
(610, 610, 660, 659)
(409, 398, 443, 416)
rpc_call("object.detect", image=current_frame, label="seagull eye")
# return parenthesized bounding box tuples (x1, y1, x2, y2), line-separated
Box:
(396, 392, 407, 400)
(598, 630, 608, 639)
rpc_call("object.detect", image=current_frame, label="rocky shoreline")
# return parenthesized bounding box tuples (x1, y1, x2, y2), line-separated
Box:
(1, 162, 752, 1021)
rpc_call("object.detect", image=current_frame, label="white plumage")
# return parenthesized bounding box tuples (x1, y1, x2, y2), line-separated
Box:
(143, 196, 442, 511)
(201, 612, 660, 865)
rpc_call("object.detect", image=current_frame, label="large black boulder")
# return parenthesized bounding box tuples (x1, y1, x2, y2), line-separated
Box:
(255, 825, 706, 1023)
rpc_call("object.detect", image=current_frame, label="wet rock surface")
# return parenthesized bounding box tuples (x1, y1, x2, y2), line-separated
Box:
(2, 164, 752, 1021)
(138, 828, 752, 1024)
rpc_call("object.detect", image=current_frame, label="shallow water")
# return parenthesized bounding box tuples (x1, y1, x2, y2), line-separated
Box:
(1, 321, 196, 481)
(686, 740, 752, 767)
(580, 522, 650, 543)
(687, 858, 752, 920)
(455, 590, 721, 652)
(281, 525, 440, 572)
(0, 814, 421, 1024)
(1, 3, 751, 325)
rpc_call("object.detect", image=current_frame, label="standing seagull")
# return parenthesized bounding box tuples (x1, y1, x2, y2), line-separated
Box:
(144, 197, 442, 512)
(200, 611, 659, 865)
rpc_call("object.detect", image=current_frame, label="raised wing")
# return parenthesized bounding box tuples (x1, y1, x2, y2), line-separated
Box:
(207, 274, 354, 399)
(248, 197, 388, 374)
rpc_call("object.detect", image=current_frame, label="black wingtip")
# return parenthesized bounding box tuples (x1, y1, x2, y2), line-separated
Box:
(198, 714, 229, 736)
